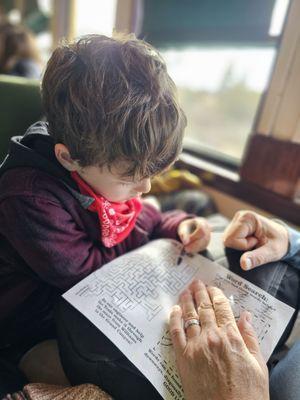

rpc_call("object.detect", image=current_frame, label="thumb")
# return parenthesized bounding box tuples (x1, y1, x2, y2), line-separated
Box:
(237, 312, 260, 356)
(178, 222, 191, 245)
(240, 242, 273, 270)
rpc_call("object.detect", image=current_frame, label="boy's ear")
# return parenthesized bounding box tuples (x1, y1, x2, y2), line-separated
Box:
(54, 143, 79, 171)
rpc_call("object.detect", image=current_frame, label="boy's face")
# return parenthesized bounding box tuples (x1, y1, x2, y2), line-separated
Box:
(54, 144, 152, 202)
(78, 164, 151, 203)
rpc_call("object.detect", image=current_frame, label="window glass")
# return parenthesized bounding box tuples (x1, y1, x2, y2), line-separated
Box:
(76, 0, 117, 37)
(160, 0, 290, 162)
(162, 47, 275, 160)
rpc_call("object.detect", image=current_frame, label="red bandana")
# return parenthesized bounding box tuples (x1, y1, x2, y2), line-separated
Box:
(71, 171, 142, 248)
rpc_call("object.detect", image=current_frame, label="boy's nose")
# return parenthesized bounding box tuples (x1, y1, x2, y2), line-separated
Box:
(136, 178, 151, 194)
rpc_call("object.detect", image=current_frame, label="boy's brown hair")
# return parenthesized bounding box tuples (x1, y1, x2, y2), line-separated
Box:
(42, 33, 186, 178)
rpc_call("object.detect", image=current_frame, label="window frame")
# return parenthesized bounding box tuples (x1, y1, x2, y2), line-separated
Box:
(115, 0, 300, 224)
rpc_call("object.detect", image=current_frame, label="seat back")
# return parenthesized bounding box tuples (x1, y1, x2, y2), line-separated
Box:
(0, 74, 43, 162)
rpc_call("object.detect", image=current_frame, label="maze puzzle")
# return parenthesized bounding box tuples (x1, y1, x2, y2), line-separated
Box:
(80, 242, 198, 321)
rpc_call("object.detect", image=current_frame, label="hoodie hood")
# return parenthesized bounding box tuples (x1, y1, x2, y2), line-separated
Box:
(0, 121, 77, 190)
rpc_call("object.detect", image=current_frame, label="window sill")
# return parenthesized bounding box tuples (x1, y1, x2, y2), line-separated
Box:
(177, 152, 300, 226)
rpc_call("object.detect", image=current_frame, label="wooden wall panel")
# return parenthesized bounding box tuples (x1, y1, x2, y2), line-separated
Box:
(240, 134, 300, 199)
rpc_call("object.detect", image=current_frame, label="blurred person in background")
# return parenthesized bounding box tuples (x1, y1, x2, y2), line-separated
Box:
(0, 22, 41, 79)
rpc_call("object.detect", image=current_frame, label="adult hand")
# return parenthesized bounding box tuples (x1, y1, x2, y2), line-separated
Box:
(178, 217, 211, 253)
(169, 280, 269, 400)
(223, 211, 289, 270)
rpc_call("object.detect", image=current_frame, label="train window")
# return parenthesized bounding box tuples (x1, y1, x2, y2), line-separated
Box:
(139, 0, 290, 165)
(162, 46, 276, 162)
(76, 0, 117, 37)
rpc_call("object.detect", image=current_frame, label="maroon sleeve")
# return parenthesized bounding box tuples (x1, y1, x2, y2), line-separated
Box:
(0, 195, 124, 290)
(0, 196, 192, 291)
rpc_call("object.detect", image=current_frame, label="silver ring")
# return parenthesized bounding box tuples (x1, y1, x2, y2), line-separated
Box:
(184, 318, 200, 330)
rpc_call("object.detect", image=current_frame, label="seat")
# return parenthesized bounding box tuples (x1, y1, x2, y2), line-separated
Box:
(0, 74, 43, 162)
(18, 339, 70, 386)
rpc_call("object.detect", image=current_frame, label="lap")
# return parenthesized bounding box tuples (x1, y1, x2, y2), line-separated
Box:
(55, 234, 300, 399)
(55, 298, 162, 400)
(270, 340, 300, 400)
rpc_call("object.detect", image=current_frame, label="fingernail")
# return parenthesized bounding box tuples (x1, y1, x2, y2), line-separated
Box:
(244, 312, 253, 328)
(245, 312, 252, 323)
(244, 258, 252, 270)
(172, 305, 181, 312)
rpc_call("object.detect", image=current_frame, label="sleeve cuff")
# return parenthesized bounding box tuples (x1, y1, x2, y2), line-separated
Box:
(283, 226, 300, 261)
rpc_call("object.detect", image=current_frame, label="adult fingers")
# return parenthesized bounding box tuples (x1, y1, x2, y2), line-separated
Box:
(223, 212, 264, 250)
(191, 280, 216, 329)
(180, 290, 201, 339)
(237, 312, 265, 365)
(240, 241, 275, 270)
(207, 286, 237, 328)
(169, 305, 187, 352)
(223, 224, 258, 250)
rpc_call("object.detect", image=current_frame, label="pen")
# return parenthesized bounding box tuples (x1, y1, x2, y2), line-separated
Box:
(176, 219, 225, 265)
(177, 221, 198, 265)
(177, 248, 186, 265)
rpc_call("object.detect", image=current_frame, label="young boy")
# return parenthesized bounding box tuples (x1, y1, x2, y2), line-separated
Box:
(0, 34, 210, 395)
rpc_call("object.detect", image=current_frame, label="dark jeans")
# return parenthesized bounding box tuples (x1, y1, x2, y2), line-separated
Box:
(270, 340, 300, 400)
(55, 234, 300, 400)
(56, 299, 162, 400)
